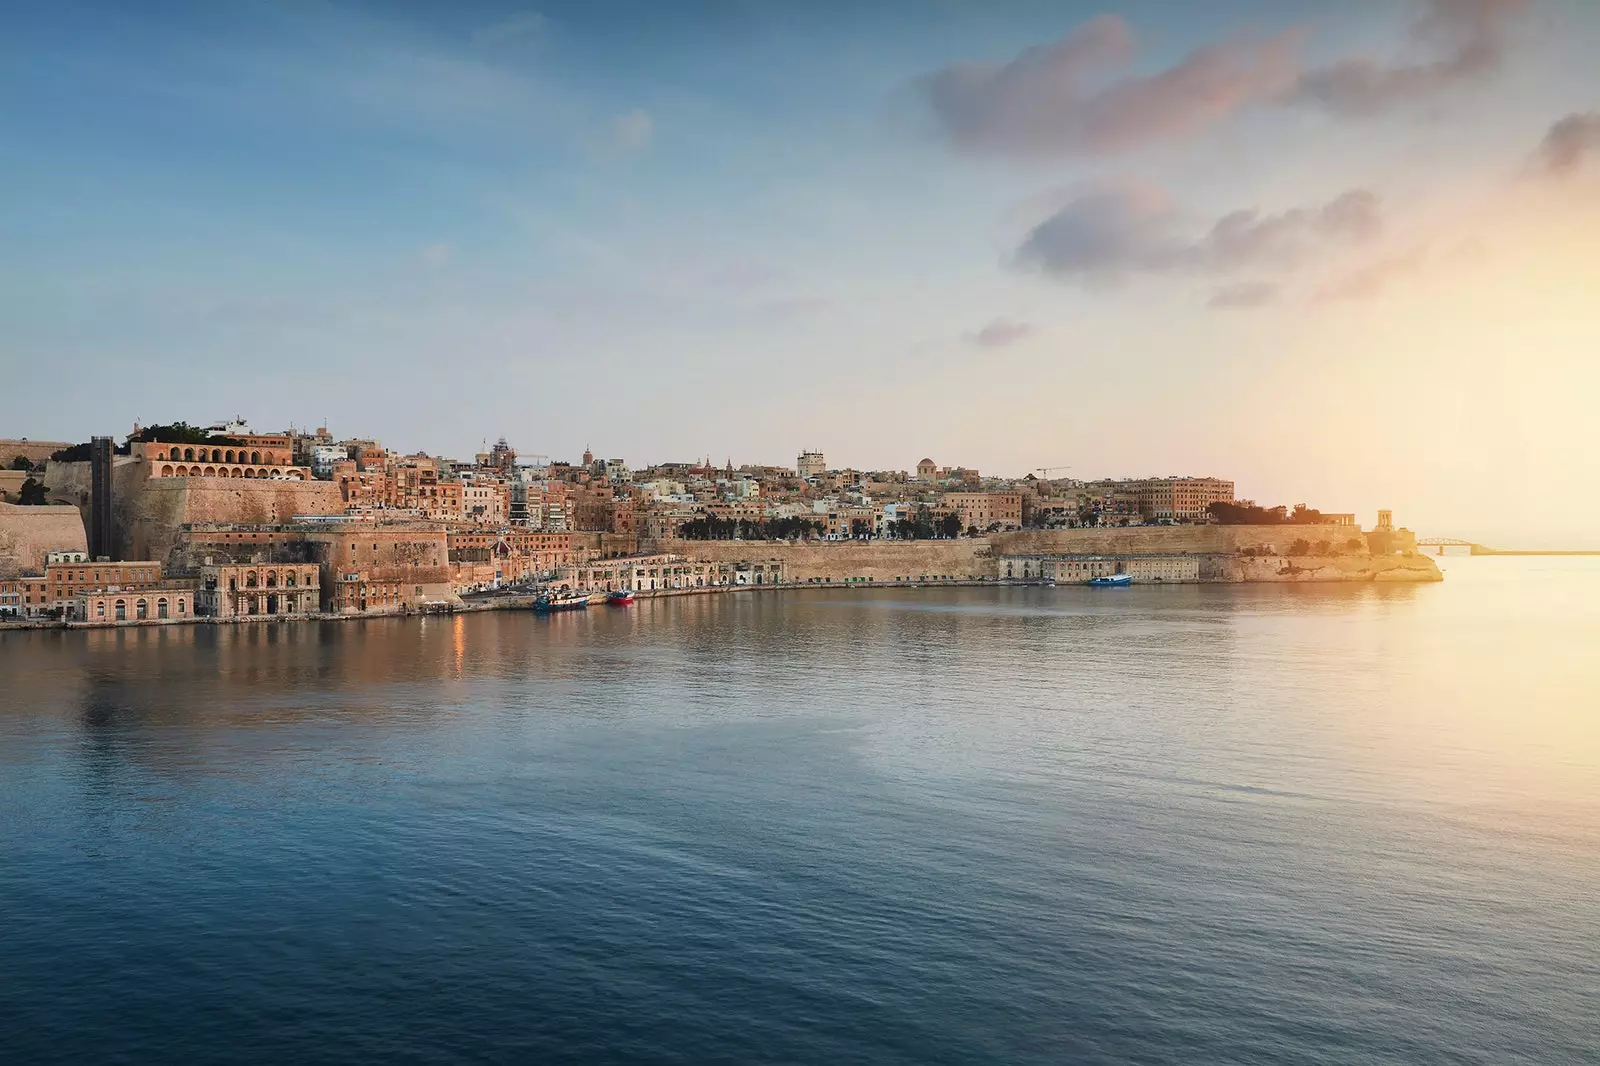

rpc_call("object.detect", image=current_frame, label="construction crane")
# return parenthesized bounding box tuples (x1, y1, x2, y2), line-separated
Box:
(1035, 465, 1073, 478)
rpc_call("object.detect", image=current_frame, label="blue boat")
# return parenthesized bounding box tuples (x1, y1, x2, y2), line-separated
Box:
(534, 590, 591, 612)
(1087, 573, 1132, 587)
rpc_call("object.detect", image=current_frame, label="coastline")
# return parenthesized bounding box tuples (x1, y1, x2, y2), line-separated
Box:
(0, 560, 1443, 633)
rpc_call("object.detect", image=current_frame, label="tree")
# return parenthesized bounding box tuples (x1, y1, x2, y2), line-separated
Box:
(10, 455, 30, 471)
(1288, 538, 1311, 556)
(18, 477, 49, 505)
(131, 422, 244, 446)
(50, 442, 94, 463)
(939, 513, 962, 538)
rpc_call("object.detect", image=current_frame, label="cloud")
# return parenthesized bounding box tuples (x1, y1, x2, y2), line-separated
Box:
(920, 15, 1300, 157)
(1208, 282, 1280, 309)
(969, 318, 1033, 348)
(1315, 247, 1428, 301)
(1533, 111, 1600, 174)
(1292, 0, 1530, 116)
(1014, 183, 1382, 284)
(473, 12, 547, 46)
(919, 1, 1531, 157)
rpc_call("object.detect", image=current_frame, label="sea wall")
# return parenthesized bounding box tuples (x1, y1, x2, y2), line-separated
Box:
(653, 524, 1441, 584)
(989, 524, 1371, 557)
(647, 538, 993, 582)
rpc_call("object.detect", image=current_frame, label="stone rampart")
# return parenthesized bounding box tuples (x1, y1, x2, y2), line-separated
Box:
(653, 524, 1440, 584)
(646, 538, 994, 582)
(0, 502, 89, 576)
(989, 524, 1370, 557)
(0, 439, 75, 467)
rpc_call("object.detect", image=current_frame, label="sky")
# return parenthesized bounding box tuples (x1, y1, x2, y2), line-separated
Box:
(3, 0, 1598, 546)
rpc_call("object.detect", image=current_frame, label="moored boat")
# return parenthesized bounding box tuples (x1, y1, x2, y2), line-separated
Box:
(606, 589, 636, 605)
(534, 589, 591, 612)
(1087, 573, 1132, 588)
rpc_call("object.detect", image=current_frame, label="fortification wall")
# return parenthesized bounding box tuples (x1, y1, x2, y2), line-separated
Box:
(0, 502, 89, 576)
(129, 477, 343, 565)
(652, 524, 1440, 584)
(647, 538, 995, 582)
(0, 439, 75, 467)
(989, 524, 1370, 557)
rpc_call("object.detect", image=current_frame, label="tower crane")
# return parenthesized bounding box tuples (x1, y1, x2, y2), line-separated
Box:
(1035, 464, 1073, 478)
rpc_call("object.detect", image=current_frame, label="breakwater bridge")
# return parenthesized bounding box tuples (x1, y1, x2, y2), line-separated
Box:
(1417, 538, 1600, 557)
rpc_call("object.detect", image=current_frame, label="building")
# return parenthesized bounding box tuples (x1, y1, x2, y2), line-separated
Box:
(461, 476, 510, 526)
(796, 450, 826, 479)
(197, 564, 321, 618)
(0, 578, 21, 618)
(73, 587, 194, 623)
(560, 554, 788, 592)
(310, 445, 349, 478)
(943, 492, 1023, 532)
(1132, 477, 1234, 521)
(916, 458, 939, 482)
(45, 559, 163, 608)
(130, 438, 311, 481)
(996, 553, 1203, 583)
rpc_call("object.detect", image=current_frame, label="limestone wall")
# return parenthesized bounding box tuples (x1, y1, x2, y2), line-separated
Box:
(652, 525, 1441, 584)
(989, 524, 1369, 557)
(0, 502, 89, 576)
(647, 538, 994, 582)
(45, 460, 344, 546)
(0, 439, 75, 467)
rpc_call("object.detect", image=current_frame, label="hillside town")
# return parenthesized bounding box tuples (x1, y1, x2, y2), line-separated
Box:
(0, 420, 1427, 624)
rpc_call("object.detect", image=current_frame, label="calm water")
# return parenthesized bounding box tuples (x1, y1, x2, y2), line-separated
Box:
(3, 557, 1598, 1065)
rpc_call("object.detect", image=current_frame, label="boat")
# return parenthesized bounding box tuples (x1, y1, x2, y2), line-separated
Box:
(1087, 573, 1132, 587)
(534, 589, 591, 612)
(606, 589, 636, 605)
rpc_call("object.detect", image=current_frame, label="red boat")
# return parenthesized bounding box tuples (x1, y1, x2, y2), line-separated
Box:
(606, 590, 636, 605)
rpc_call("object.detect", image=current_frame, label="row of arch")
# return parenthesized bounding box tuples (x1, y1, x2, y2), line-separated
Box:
(96, 595, 187, 621)
(228, 569, 315, 590)
(156, 446, 277, 465)
(157, 465, 305, 480)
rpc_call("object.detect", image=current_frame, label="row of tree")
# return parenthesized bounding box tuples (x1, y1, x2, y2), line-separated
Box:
(1206, 501, 1331, 525)
(678, 515, 828, 541)
(49, 422, 245, 464)
(677, 508, 971, 541)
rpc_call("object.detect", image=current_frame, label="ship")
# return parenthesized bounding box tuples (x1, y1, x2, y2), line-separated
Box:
(534, 589, 591, 612)
(1087, 573, 1132, 588)
(606, 589, 636, 605)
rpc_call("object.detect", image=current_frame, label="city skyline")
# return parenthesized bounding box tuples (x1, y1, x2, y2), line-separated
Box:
(4, 1, 1599, 547)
